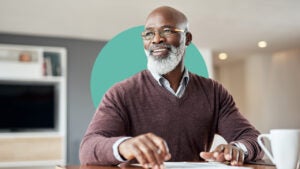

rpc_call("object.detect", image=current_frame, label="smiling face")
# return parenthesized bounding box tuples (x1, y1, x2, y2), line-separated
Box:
(143, 6, 192, 75)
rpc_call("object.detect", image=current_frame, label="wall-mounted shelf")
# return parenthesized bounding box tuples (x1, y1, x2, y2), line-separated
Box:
(0, 43, 67, 168)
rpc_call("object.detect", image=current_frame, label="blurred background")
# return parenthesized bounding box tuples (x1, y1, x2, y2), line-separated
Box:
(0, 0, 299, 168)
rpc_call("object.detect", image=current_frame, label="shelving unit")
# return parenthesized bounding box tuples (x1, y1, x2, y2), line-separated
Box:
(0, 44, 67, 168)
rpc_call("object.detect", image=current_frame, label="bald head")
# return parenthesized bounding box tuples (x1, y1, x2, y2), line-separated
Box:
(145, 6, 189, 31)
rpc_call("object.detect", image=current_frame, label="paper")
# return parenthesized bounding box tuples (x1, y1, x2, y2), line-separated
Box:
(132, 162, 252, 169)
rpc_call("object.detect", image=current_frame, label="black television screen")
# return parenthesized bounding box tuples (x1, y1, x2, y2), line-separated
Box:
(0, 82, 56, 131)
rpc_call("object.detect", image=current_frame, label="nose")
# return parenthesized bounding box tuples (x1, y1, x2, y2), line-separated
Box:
(152, 32, 165, 44)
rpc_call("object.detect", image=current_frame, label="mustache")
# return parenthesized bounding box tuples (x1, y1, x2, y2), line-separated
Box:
(149, 44, 172, 51)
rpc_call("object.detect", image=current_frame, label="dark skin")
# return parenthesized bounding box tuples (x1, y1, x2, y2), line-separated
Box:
(119, 6, 245, 169)
(143, 7, 191, 92)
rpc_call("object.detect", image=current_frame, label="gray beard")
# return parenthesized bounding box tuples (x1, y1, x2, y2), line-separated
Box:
(145, 43, 185, 75)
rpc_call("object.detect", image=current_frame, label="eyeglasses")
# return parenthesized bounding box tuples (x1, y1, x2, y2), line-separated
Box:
(141, 27, 186, 40)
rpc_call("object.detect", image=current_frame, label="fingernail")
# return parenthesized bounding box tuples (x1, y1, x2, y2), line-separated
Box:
(213, 152, 218, 158)
(225, 154, 231, 160)
(143, 163, 151, 169)
(160, 164, 165, 169)
(164, 154, 171, 160)
(231, 161, 237, 166)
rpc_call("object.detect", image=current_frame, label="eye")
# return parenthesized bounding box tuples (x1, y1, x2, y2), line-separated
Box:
(144, 31, 154, 37)
(162, 28, 172, 34)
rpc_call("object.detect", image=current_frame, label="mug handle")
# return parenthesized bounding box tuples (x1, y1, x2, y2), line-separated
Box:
(257, 134, 275, 164)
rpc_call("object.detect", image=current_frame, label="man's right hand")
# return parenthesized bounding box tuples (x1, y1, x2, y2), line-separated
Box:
(118, 133, 171, 169)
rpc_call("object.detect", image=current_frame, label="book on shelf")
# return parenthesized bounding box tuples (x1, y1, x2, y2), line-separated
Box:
(43, 52, 62, 76)
(44, 57, 52, 76)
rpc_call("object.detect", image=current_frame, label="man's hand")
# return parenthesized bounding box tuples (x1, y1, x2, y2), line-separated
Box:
(200, 144, 245, 166)
(118, 133, 171, 169)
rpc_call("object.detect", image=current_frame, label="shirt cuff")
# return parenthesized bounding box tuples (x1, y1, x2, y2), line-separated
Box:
(231, 141, 249, 158)
(112, 137, 132, 162)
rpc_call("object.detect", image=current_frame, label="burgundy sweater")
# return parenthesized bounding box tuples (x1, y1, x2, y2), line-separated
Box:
(80, 70, 263, 165)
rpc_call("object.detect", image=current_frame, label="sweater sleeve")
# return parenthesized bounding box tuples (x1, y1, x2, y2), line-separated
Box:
(214, 82, 264, 161)
(79, 84, 129, 165)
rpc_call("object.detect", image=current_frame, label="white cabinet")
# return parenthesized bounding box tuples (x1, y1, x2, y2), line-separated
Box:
(0, 44, 67, 168)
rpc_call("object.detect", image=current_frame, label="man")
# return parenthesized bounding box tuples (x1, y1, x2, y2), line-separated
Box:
(80, 6, 263, 168)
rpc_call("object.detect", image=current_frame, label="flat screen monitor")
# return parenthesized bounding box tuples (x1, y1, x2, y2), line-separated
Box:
(0, 82, 56, 132)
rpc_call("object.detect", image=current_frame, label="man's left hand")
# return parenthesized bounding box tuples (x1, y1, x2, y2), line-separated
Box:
(199, 144, 245, 166)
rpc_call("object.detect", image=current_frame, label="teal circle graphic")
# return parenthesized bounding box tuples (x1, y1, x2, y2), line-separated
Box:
(91, 26, 208, 108)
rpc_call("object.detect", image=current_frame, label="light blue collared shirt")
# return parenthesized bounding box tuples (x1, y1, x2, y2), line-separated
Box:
(149, 68, 190, 98)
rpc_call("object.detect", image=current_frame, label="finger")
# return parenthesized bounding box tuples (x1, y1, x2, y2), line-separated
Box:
(139, 136, 163, 166)
(127, 137, 158, 167)
(147, 133, 170, 160)
(230, 148, 238, 166)
(200, 144, 226, 162)
(138, 137, 159, 167)
(238, 149, 245, 166)
(213, 144, 225, 153)
(200, 151, 225, 162)
(212, 144, 225, 159)
(200, 152, 214, 161)
(131, 144, 148, 167)
(119, 138, 139, 160)
(214, 152, 226, 162)
(162, 140, 171, 160)
(223, 145, 232, 161)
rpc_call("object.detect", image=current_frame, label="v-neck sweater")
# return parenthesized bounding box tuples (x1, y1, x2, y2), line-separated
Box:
(80, 70, 263, 165)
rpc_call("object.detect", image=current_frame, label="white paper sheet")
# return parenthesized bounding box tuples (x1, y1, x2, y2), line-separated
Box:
(131, 162, 252, 169)
(166, 162, 253, 169)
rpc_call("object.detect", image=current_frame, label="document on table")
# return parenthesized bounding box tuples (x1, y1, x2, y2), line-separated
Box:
(131, 162, 252, 169)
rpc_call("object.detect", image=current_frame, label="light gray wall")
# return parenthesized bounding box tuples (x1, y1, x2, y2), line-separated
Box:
(245, 51, 300, 133)
(0, 33, 106, 164)
(214, 49, 300, 133)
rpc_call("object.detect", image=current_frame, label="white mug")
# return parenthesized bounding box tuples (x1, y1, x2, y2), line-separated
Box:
(257, 129, 300, 169)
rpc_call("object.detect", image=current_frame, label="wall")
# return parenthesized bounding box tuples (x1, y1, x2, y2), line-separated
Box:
(0, 33, 105, 165)
(214, 60, 246, 115)
(215, 49, 300, 133)
(246, 50, 300, 133)
(199, 48, 214, 78)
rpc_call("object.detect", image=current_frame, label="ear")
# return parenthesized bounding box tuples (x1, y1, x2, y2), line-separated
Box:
(185, 32, 192, 46)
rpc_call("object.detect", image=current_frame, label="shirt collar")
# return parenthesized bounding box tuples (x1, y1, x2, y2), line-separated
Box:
(148, 68, 190, 87)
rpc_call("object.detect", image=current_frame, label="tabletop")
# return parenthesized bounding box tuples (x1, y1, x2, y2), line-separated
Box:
(56, 163, 276, 169)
